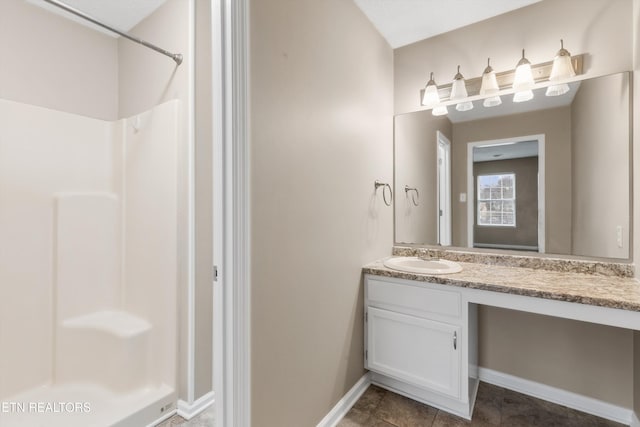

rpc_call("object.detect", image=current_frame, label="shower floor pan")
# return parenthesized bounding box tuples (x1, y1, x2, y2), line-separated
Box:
(0, 383, 174, 427)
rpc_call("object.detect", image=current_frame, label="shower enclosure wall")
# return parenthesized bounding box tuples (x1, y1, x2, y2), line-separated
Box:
(0, 98, 179, 427)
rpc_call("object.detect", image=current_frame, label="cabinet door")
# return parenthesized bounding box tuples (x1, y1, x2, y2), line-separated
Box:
(367, 306, 460, 399)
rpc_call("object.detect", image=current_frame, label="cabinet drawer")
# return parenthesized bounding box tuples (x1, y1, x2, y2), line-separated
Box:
(367, 277, 460, 318)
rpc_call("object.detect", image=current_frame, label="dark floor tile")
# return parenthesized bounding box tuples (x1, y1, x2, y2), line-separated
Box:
(338, 408, 398, 427)
(354, 385, 388, 412)
(432, 410, 476, 427)
(374, 392, 437, 427)
(472, 383, 502, 425)
(500, 389, 570, 427)
(476, 383, 504, 404)
(565, 410, 627, 427)
(338, 408, 374, 427)
(343, 381, 626, 427)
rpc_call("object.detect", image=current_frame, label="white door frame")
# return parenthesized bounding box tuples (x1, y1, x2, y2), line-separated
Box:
(466, 135, 545, 253)
(212, 0, 251, 426)
(437, 131, 452, 246)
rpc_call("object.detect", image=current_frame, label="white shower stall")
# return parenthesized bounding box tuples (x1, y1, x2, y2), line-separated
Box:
(0, 98, 179, 426)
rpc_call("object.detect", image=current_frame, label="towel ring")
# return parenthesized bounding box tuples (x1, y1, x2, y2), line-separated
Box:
(374, 180, 393, 206)
(405, 185, 419, 206)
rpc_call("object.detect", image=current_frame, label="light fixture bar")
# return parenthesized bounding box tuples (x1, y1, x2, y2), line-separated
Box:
(419, 54, 583, 104)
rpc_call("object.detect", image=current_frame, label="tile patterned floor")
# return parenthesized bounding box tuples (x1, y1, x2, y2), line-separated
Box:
(152, 383, 626, 427)
(155, 405, 215, 427)
(338, 382, 627, 427)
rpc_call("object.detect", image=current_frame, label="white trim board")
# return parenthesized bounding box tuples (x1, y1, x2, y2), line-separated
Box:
(177, 391, 215, 420)
(631, 411, 640, 427)
(211, 0, 251, 426)
(186, 0, 197, 404)
(316, 373, 371, 427)
(478, 368, 633, 425)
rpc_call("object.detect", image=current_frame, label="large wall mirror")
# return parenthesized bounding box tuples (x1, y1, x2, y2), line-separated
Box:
(394, 71, 631, 260)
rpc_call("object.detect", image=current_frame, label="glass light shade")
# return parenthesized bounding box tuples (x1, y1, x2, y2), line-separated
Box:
(421, 72, 440, 108)
(513, 49, 534, 92)
(432, 105, 448, 116)
(450, 66, 469, 100)
(483, 96, 502, 107)
(479, 58, 499, 95)
(549, 40, 576, 82)
(513, 90, 534, 103)
(456, 101, 473, 112)
(546, 83, 570, 97)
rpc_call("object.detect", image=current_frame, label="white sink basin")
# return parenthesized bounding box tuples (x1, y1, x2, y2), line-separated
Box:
(383, 257, 462, 274)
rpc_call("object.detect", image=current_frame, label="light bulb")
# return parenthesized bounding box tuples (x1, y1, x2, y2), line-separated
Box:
(480, 58, 501, 107)
(547, 40, 576, 97)
(480, 58, 499, 95)
(450, 65, 472, 111)
(450, 66, 469, 100)
(421, 72, 440, 108)
(513, 49, 534, 92)
(549, 39, 576, 81)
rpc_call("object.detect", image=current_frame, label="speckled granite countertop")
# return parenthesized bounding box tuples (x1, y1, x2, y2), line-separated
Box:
(363, 258, 640, 312)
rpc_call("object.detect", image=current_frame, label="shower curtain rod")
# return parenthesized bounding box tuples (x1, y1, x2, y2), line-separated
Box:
(42, 0, 183, 65)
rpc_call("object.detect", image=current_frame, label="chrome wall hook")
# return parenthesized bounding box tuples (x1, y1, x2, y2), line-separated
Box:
(405, 185, 419, 206)
(375, 180, 393, 206)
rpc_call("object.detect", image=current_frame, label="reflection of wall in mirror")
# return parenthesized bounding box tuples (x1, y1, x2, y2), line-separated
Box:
(394, 112, 451, 244)
(452, 107, 572, 254)
(473, 157, 538, 249)
(571, 73, 630, 259)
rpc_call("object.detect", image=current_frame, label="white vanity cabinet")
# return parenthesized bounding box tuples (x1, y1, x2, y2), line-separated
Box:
(364, 274, 478, 419)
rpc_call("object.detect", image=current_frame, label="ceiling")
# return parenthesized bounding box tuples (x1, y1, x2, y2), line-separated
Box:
(473, 140, 539, 163)
(29, 0, 168, 36)
(353, 0, 542, 48)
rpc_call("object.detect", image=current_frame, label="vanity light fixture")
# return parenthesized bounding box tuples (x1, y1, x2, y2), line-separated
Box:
(546, 39, 576, 97)
(450, 66, 473, 111)
(417, 42, 584, 112)
(421, 72, 441, 108)
(479, 58, 502, 107)
(512, 49, 534, 103)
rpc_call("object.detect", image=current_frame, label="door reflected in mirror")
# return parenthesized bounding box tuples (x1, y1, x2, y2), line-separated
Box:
(394, 72, 630, 260)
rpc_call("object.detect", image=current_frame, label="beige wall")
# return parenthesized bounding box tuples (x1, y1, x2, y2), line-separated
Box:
(194, 0, 214, 399)
(473, 157, 538, 248)
(119, 0, 212, 401)
(479, 307, 633, 407)
(394, 0, 634, 408)
(0, 0, 118, 120)
(394, 111, 452, 244)
(249, 0, 393, 425)
(571, 73, 630, 259)
(452, 108, 572, 254)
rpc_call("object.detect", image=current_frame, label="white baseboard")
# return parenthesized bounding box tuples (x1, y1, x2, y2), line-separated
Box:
(316, 373, 372, 427)
(631, 411, 640, 427)
(177, 391, 215, 420)
(478, 368, 632, 425)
